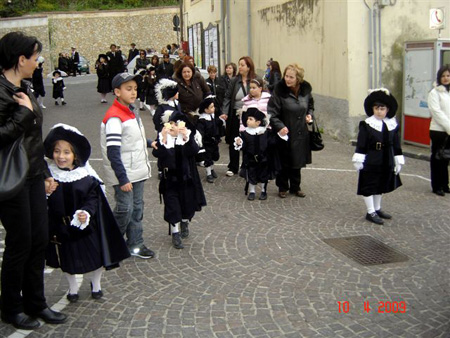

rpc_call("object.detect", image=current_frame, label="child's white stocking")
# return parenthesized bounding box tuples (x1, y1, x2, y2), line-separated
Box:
(206, 166, 212, 175)
(373, 194, 382, 211)
(171, 222, 180, 233)
(363, 195, 375, 214)
(90, 268, 103, 292)
(249, 184, 256, 194)
(65, 273, 79, 295)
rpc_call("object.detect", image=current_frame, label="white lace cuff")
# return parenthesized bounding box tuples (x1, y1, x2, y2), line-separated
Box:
(352, 153, 366, 163)
(277, 132, 288, 141)
(395, 155, 405, 165)
(70, 210, 90, 230)
(234, 137, 243, 150)
(175, 129, 192, 145)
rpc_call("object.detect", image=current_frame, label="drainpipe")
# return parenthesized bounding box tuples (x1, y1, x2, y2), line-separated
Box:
(226, 0, 231, 62)
(373, 3, 378, 88)
(363, 0, 373, 89)
(221, 0, 226, 67)
(377, 3, 382, 87)
(247, 0, 251, 56)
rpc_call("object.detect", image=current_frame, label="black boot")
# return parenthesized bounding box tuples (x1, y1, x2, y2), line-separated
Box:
(172, 233, 184, 249)
(180, 221, 189, 238)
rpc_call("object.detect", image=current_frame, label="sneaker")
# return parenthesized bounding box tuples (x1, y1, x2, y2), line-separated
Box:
(130, 245, 155, 259)
(172, 233, 184, 249)
(180, 221, 189, 239)
(206, 174, 214, 183)
(62, 101, 67, 105)
(211, 170, 218, 178)
(226, 170, 234, 177)
(365, 212, 384, 225)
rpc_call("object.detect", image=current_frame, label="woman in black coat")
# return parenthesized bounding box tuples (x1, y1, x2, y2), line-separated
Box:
(267, 60, 282, 93)
(221, 56, 257, 176)
(268, 63, 314, 198)
(0, 31, 67, 330)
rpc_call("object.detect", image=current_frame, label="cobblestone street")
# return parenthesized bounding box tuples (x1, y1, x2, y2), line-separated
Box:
(1, 76, 449, 337)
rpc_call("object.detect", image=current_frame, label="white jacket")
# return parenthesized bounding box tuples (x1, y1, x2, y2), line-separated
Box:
(428, 84, 450, 134)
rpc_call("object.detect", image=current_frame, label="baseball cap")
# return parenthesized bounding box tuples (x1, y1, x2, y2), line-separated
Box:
(112, 73, 139, 90)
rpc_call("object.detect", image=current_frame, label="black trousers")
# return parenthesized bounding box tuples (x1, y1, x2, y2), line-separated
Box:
(276, 166, 302, 193)
(430, 130, 449, 192)
(0, 176, 49, 315)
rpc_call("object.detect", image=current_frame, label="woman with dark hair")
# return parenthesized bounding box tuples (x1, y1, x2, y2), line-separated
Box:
(175, 62, 211, 125)
(267, 63, 314, 198)
(428, 64, 450, 196)
(220, 62, 237, 93)
(267, 60, 282, 93)
(221, 56, 256, 176)
(156, 53, 174, 79)
(0, 31, 67, 330)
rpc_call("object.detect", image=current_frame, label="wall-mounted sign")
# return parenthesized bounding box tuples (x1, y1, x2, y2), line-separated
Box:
(430, 8, 445, 30)
(204, 23, 219, 70)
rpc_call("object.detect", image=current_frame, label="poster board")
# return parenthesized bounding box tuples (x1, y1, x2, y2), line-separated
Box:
(204, 23, 219, 70)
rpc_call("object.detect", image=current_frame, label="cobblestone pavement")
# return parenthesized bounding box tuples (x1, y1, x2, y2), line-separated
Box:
(1, 76, 449, 337)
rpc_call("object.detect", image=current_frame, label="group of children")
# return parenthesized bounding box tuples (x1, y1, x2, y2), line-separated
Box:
(42, 68, 404, 304)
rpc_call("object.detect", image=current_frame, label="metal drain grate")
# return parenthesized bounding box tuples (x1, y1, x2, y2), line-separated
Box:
(323, 235, 409, 266)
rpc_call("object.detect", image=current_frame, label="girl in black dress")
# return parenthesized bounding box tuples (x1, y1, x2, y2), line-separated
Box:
(352, 89, 404, 225)
(44, 124, 129, 303)
(96, 54, 111, 103)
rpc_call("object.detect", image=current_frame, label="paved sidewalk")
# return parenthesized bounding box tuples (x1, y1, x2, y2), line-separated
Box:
(0, 76, 449, 337)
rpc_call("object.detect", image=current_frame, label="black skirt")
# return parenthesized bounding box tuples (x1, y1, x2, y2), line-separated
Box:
(357, 167, 402, 196)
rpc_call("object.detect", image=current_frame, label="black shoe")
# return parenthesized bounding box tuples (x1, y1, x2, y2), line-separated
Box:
(172, 233, 184, 249)
(247, 192, 256, 201)
(211, 169, 218, 178)
(55, 101, 59, 105)
(259, 192, 267, 200)
(206, 174, 214, 183)
(433, 190, 445, 196)
(366, 212, 384, 225)
(376, 209, 392, 219)
(61, 101, 67, 105)
(29, 307, 67, 324)
(1, 312, 40, 330)
(180, 221, 189, 239)
(66, 293, 79, 303)
(90, 283, 103, 299)
(139, 107, 145, 111)
(130, 245, 155, 259)
(443, 187, 450, 193)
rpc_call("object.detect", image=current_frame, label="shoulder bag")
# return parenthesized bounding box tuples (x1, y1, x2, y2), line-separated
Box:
(0, 135, 29, 201)
(309, 119, 324, 151)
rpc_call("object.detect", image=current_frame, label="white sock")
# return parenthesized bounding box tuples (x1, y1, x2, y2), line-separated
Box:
(373, 195, 382, 211)
(171, 222, 180, 233)
(90, 268, 103, 292)
(65, 273, 79, 294)
(363, 196, 375, 214)
(260, 183, 266, 192)
(249, 184, 256, 194)
(139, 101, 144, 109)
(206, 166, 212, 175)
(182, 219, 189, 224)
(61, 98, 65, 102)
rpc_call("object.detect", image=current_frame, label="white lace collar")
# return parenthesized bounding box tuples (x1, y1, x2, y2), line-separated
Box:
(199, 113, 213, 121)
(365, 115, 397, 132)
(48, 160, 103, 183)
(244, 126, 266, 135)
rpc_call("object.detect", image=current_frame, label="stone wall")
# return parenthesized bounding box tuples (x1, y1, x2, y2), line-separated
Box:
(0, 7, 179, 75)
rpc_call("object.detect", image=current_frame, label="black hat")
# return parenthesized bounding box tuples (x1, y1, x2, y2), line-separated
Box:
(53, 69, 62, 76)
(97, 54, 108, 62)
(44, 124, 91, 166)
(198, 95, 216, 114)
(112, 72, 140, 90)
(156, 78, 179, 104)
(364, 88, 398, 118)
(243, 107, 267, 127)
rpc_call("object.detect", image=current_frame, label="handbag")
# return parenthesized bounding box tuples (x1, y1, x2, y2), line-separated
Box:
(309, 119, 324, 151)
(0, 135, 29, 201)
(435, 136, 450, 160)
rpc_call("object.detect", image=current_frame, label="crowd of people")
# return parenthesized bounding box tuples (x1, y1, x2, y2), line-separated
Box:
(1, 31, 449, 331)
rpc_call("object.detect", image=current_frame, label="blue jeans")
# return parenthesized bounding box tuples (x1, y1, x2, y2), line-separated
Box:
(113, 180, 145, 250)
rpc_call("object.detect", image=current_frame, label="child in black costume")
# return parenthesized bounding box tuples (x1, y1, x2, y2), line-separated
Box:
(234, 107, 278, 200)
(52, 70, 66, 105)
(352, 88, 404, 225)
(196, 95, 224, 183)
(44, 124, 130, 303)
(152, 110, 206, 250)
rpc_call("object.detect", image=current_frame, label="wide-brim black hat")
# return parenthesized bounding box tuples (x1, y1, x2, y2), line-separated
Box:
(97, 54, 108, 61)
(53, 70, 62, 76)
(364, 88, 398, 118)
(198, 95, 216, 114)
(243, 107, 267, 127)
(156, 78, 179, 103)
(44, 123, 91, 166)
